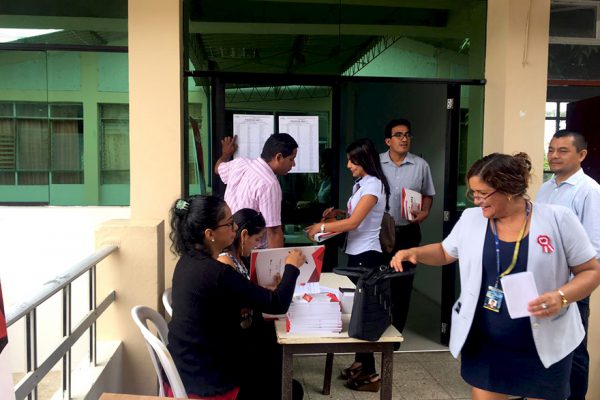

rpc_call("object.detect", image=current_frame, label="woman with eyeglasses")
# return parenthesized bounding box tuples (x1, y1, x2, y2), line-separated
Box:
(390, 153, 600, 400)
(167, 195, 306, 399)
(306, 138, 391, 392)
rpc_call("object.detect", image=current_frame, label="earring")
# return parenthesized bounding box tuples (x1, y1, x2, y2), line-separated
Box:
(211, 239, 215, 242)
(241, 240, 245, 256)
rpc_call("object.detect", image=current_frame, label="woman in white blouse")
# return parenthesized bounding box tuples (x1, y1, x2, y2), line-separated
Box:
(306, 138, 391, 392)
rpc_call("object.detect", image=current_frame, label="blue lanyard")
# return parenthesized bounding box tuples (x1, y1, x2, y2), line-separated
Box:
(490, 201, 531, 287)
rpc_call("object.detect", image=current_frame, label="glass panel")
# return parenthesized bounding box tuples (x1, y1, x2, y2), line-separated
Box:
(222, 83, 333, 226)
(0, 103, 13, 117)
(17, 119, 49, 171)
(457, 85, 485, 209)
(550, 4, 597, 38)
(545, 102, 557, 117)
(50, 104, 83, 119)
(100, 104, 130, 184)
(51, 119, 83, 184)
(0, 118, 16, 175)
(559, 102, 569, 118)
(549, 44, 600, 80)
(559, 120, 567, 130)
(16, 103, 48, 118)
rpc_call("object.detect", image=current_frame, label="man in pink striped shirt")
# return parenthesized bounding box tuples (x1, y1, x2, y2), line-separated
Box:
(215, 133, 298, 248)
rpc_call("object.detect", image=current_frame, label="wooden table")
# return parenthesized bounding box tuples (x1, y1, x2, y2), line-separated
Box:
(275, 273, 403, 400)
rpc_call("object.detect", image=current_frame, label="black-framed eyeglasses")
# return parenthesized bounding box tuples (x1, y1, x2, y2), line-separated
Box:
(214, 219, 235, 230)
(467, 190, 497, 202)
(390, 132, 412, 139)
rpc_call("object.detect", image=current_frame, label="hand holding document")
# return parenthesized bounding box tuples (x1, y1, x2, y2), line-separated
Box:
(250, 245, 324, 288)
(500, 271, 539, 319)
(401, 188, 422, 221)
(311, 231, 344, 243)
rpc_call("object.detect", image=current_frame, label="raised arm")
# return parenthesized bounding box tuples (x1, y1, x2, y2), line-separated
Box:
(390, 243, 456, 271)
(214, 135, 237, 176)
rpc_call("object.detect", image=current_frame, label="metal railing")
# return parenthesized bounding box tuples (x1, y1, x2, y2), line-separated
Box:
(6, 244, 119, 400)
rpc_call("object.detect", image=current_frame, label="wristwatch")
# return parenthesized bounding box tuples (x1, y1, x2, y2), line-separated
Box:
(320, 223, 325, 233)
(557, 289, 568, 308)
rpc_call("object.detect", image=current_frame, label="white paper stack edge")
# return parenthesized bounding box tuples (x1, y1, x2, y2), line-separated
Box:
(285, 292, 342, 334)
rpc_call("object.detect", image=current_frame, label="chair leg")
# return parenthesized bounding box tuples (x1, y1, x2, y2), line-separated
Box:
(322, 353, 334, 395)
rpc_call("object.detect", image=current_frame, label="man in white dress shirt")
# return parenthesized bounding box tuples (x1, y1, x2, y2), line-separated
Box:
(537, 130, 600, 400)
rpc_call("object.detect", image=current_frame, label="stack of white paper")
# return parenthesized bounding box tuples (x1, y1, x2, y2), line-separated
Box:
(285, 292, 342, 334)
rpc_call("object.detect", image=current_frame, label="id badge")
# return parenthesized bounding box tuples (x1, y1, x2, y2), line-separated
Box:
(483, 286, 504, 312)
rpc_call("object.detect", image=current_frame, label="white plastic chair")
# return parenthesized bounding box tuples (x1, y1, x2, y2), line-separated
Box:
(163, 287, 173, 317)
(131, 305, 187, 398)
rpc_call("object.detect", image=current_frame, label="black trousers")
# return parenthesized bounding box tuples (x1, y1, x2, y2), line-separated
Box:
(568, 299, 590, 400)
(383, 223, 421, 333)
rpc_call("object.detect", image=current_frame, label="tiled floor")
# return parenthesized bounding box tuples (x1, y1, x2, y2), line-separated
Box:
(293, 351, 471, 400)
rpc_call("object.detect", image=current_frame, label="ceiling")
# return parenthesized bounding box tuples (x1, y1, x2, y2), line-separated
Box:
(0, 0, 484, 76)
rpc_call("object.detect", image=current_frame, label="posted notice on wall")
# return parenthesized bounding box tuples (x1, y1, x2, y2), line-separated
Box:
(278, 116, 319, 173)
(232, 114, 320, 173)
(233, 114, 275, 159)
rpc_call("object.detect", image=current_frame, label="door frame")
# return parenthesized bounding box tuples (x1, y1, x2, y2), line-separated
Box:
(187, 71, 484, 346)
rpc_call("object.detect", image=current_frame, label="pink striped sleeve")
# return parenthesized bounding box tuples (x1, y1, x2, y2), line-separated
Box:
(259, 182, 282, 227)
(218, 159, 232, 184)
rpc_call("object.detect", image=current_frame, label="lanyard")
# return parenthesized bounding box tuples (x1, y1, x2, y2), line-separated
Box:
(490, 202, 531, 287)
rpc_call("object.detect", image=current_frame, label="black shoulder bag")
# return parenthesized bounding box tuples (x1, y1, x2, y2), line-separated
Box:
(333, 265, 413, 341)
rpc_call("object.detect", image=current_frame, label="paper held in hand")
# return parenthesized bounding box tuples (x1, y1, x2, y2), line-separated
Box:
(250, 245, 325, 288)
(500, 271, 539, 319)
(311, 231, 344, 243)
(401, 188, 422, 221)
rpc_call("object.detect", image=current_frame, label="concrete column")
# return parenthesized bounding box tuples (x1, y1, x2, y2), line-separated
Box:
(128, 0, 184, 282)
(484, 0, 550, 194)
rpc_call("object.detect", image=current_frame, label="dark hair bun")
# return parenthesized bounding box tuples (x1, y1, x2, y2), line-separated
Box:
(513, 152, 532, 172)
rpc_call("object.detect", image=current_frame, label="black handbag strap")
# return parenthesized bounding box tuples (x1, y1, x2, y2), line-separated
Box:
(333, 265, 414, 281)
(332, 266, 370, 278)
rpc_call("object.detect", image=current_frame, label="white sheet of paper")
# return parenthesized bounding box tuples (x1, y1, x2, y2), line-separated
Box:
(233, 114, 275, 159)
(500, 271, 539, 319)
(278, 115, 319, 173)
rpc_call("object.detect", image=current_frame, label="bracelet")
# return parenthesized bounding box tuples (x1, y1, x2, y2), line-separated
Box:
(557, 289, 568, 308)
(320, 223, 325, 233)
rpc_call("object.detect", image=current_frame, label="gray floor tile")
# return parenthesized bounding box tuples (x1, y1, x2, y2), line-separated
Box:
(393, 361, 433, 381)
(395, 377, 452, 400)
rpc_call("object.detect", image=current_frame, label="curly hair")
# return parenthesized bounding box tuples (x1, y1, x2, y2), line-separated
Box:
(169, 195, 228, 256)
(466, 152, 532, 199)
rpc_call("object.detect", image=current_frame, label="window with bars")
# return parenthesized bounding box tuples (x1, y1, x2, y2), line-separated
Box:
(0, 102, 83, 185)
(544, 101, 568, 175)
(100, 104, 129, 184)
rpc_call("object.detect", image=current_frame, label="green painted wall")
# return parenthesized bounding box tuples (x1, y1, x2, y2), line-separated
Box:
(0, 50, 130, 205)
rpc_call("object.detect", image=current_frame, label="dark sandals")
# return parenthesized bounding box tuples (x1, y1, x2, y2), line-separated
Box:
(339, 363, 362, 380)
(345, 371, 381, 392)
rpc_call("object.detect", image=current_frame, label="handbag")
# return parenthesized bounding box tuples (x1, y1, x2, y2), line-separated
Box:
(333, 265, 413, 341)
(379, 211, 395, 253)
(379, 182, 396, 253)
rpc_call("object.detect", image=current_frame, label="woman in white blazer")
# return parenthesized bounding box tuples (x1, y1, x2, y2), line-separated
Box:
(390, 153, 600, 400)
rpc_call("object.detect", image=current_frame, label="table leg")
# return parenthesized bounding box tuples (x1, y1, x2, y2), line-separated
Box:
(380, 344, 394, 400)
(322, 353, 334, 395)
(282, 346, 294, 400)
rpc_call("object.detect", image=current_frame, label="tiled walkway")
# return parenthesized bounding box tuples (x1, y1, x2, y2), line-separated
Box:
(294, 351, 471, 400)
